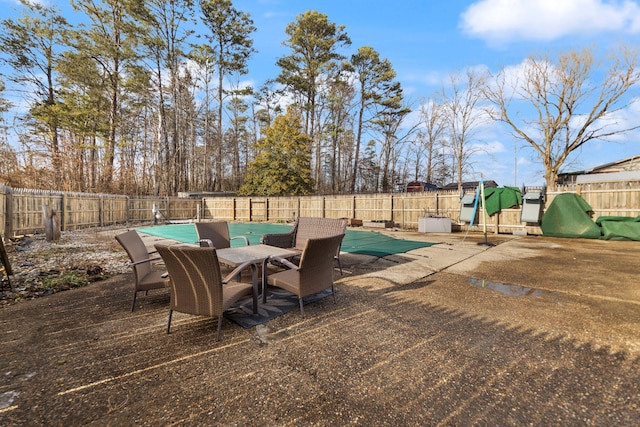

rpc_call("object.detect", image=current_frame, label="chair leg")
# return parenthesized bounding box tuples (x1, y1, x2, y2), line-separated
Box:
(262, 258, 269, 304)
(167, 310, 173, 334)
(335, 256, 343, 275)
(251, 264, 258, 314)
(216, 316, 223, 341)
(298, 297, 305, 318)
(332, 284, 337, 303)
(131, 291, 138, 312)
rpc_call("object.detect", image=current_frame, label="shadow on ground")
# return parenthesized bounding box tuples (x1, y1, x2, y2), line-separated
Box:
(1, 231, 639, 425)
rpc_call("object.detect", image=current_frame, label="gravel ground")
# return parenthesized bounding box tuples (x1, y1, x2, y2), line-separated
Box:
(1, 228, 130, 305)
(1, 228, 639, 425)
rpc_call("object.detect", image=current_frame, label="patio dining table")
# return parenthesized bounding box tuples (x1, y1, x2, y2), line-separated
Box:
(216, 244, 299, 299)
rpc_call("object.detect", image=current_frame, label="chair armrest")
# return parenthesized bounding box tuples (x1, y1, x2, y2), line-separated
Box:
(260, 232, 295, 248)
(132, 256, 162, 266)
(267, 255, 299, 271)
(198, 239, 213, 247)
(230, 235, 250, 246)
(221, 260, 257, 284)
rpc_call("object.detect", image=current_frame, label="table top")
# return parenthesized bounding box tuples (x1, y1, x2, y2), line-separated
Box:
(216, 244, 299, 267)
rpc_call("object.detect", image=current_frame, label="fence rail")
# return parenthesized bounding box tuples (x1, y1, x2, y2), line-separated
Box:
(2, 183, 640, 237)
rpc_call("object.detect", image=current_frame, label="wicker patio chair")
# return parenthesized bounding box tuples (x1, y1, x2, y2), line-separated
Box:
(155, 244, 258, 341)
(260, 217, 347, 274)
(115, 230, 168, 311)
(263, 233, 345, 318)
(195, 221, 249, 249)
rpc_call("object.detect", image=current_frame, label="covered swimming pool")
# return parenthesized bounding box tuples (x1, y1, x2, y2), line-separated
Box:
(137, 223, 436, 257)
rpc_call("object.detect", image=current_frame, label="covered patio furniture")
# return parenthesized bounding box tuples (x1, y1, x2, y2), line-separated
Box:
(260, 217, 347, 274)
(263, 233, 345, 318)
(115, 230, 168, 311)
(155, 244, 258, 341)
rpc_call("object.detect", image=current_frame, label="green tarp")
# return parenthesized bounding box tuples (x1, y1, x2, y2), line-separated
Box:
(483, 186, 522, 216)
(595, 216, 640, 241)
(540, 193, 640, 240)
(541, 193, 602, 239)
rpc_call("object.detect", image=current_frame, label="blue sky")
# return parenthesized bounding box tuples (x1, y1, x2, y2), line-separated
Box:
(2, 0, 640, 186)
(233, 0, 640, 186)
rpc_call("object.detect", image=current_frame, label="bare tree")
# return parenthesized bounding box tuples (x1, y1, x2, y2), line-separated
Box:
(370, 83, 413, 193)
(319, 67, 354, 193)
(414, 99, 448, 184)
(140, 0, 196, 194)
(484, 46, 640, 188)
(442, 69, 488, 191)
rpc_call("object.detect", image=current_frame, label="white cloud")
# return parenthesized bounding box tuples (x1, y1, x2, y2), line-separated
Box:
(460, 0, 640, 44)
(475, 140, 507, 154)
(488, 58, 560, 101)
(3, 0, 47, 6)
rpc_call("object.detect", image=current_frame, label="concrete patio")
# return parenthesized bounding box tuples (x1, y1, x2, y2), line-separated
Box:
(1, 229, 639, 425)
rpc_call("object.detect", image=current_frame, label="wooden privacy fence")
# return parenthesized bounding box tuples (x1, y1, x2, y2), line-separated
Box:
(200, 183, 640, 235)
(2, 182, 640, 237)
(201, 192, 461, 227)
(0, 186, 199, 237)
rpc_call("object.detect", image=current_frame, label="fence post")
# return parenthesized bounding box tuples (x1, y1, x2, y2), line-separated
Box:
(351, 195, 356, 220)
(4, 186, 12, 238)
(232, 198, 236, 221)
(99, 195, 104, 227)
(401, 196, 405, 229)
(389, 194, 393, 222)
(60, 192, 66, 232)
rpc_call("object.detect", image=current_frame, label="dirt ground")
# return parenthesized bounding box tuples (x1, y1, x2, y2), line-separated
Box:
(1, 229, 639, 425)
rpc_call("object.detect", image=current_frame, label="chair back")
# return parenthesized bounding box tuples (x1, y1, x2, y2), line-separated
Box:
(155, 245, 224, 317)
(195, 221, 231, 249)
(294, 217, 347, 251)
(297, 233, 345, 296)
(115, 230, 153, 279)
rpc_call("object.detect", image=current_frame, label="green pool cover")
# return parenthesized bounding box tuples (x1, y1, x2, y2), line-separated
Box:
(137, 223, 436, 257)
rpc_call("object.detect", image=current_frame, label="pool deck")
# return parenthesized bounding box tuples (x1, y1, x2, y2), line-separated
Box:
(1, 228, 639, 425)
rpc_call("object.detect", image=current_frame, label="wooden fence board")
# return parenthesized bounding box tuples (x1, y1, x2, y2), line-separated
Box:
(264, 197, 298, 222)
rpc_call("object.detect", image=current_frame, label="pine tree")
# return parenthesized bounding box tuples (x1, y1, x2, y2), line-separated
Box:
(239, 109, 313, 196)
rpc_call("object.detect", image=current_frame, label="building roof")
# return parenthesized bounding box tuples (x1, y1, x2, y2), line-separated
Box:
(557, 153, 640, 184)
(441, 180, 498, 191)
(559, 154, 640, 176)
(575, 171, 640, 183)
